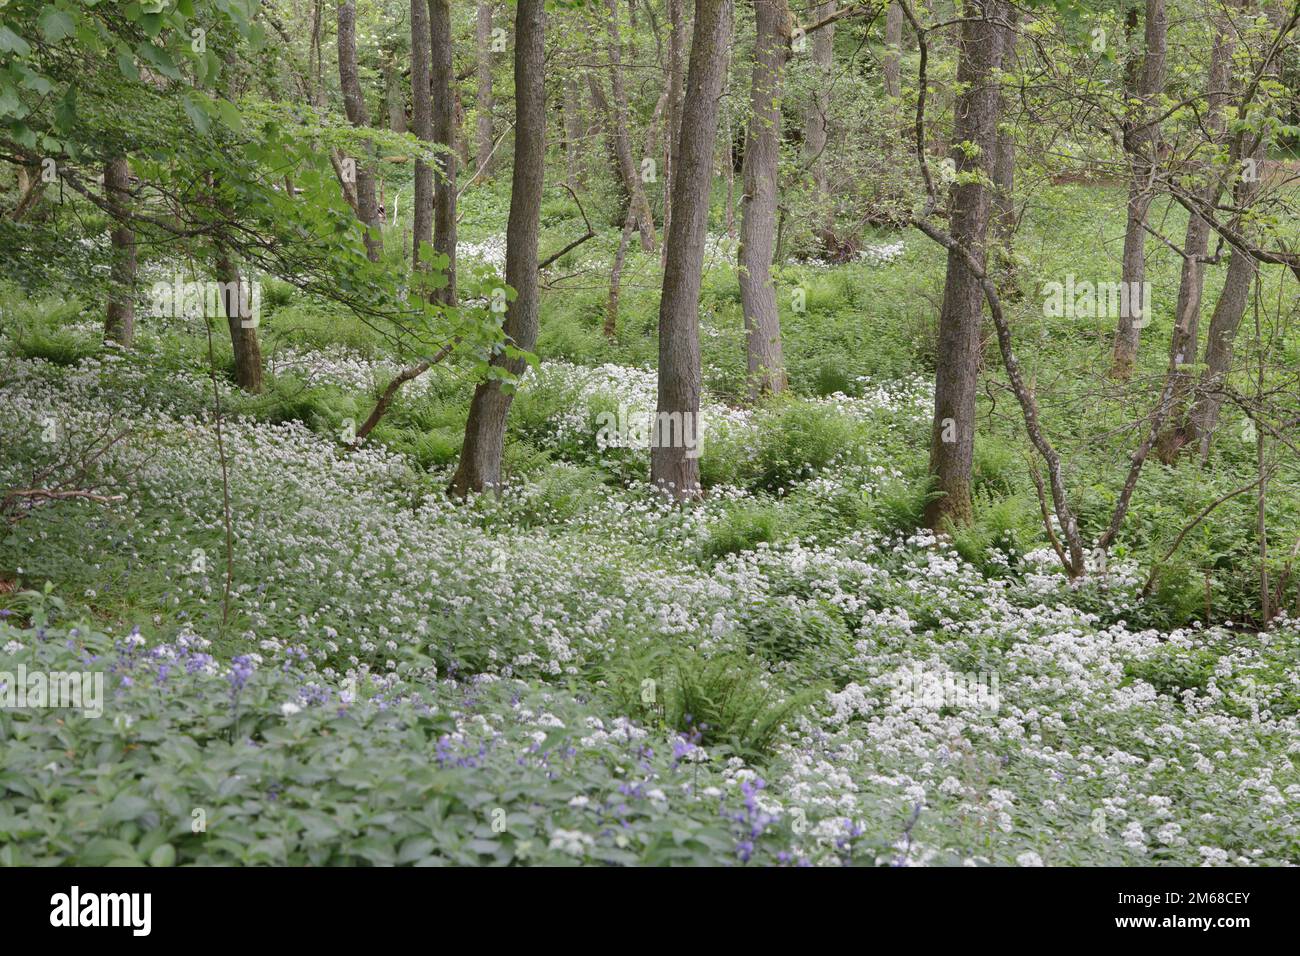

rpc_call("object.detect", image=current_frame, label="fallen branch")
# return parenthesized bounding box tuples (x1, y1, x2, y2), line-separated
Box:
(352, 340, 457, 443)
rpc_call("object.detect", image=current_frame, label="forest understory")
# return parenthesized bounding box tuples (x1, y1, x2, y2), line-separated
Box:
(1, 0, 1299, 868)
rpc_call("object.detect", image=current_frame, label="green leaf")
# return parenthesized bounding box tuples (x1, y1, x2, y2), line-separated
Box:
(37, 9, 77, 44)
(181, 93, 210, 135)
(0, 27, 32, 56)
(137, 42, 180, 80)
(0, 86, 22, 119)
(16, 65, 52, 96)
(101, 793, 151, 826)
(215, 98, 243, 132)
(53, 88, 77, 131)
(147, 843, 177, 867)
(117, 50, 140, 82)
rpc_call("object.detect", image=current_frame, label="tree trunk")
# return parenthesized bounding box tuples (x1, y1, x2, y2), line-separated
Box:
(11, 163, 45, 221)
(563, 74, 585, 186)
(1187, 246, 1257, 462)
(430, 0, 457, 305)
(607, 213, 636, 338)
(104, 156, 136, 347)
(739, 0, 791, 400)
(883, 2, 902, 100)
(448, 0, 545, 497)
(924, 0, 1005, 531)
(474, 1, 495, 180)
(605, 0, 657, 252)
(651, 0, 733, 499)
(991, 9, 1018, 246)
(662, 0, 686, 268)
(805, 1, 834, 234)
(411, 0, 434, 270)
(338, 0, 383, 262)
(1110, 0, 1167, 380)
(1156, 25, 1236, 462)
(454, 87, 471, 169)
(215, 248, 263, 393)
(384, 56, 407, 133)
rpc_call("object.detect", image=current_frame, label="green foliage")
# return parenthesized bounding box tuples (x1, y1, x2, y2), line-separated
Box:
(701, 502, 783, 560)
(607, 647, 818, 762)
(751, 401, 859, 492)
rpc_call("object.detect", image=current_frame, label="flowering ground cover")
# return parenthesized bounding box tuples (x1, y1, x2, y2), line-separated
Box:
(3, 285, 1298, 865)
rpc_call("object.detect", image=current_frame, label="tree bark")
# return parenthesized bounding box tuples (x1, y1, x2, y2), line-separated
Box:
(607, 212, 636, 338)
(338, 0, 383, 261)
(883, 2, 902, 100)
(104, 156, 136, 347)
(1156, 24, 1236, 462)
(474, 1, 496, 180)
(924, 0, 1005, 530)
(384, 55, 407, 133)
(11, 163, 45, 221)
(215, 248, 263, 394)
(739, 0, 791, 400)
(651, 0, 733, 499)
(604, 0, 657, 252)
(805, 1, 834, 232)
(411, 0, 434, 270)
(430, 0, 457, 305)
(448, 0, 545, 496)
(991, 9, 1018, 246)
(454, 87, 471, 169)
(563, 74, 585, 186)
(1187, 244, 1258, 461)
(662, 0, 686, 267)
(1110, 0, 1167, 380)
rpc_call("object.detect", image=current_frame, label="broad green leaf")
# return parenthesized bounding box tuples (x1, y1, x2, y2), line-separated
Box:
(37, 9, 76, 43)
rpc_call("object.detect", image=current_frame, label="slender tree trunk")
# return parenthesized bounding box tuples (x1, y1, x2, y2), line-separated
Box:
(883, 2, 902, 100)
(805, 1, 834, 239)
(11, 163, 45, 220)
(430, 0, 457, 305)
(474, 1, 496, 180)
(384, 56, 407, 133)
(1156, 25, 1236, 462)
(605, 0, 657, 252)
(338, 0, 383, 261)
(563, 75, 585, 186)
(411, 0, 434, 270)
(739, 0, 791, 400)
(662, 0, 686, 268)
(215, 248, 263, 393)
(448, 0, 545, 496)
(991, 9, 1018, 247)
(1187, 245, 1258, 461)
(651, 0, 733, 499)
(924, 0, 1005, 531)
(607, 212, 636, 338)
(721, 31, 736, 240)
(1110, 0, 1167, 380)
(104, 156, 136, 347)
(454, 87, 471, 169)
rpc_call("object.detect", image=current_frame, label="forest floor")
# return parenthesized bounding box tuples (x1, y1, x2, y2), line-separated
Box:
(1, 183, 1298, 866)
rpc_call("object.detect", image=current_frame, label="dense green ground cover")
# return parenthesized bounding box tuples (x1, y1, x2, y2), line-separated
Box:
(2, 184, 1299, 865)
